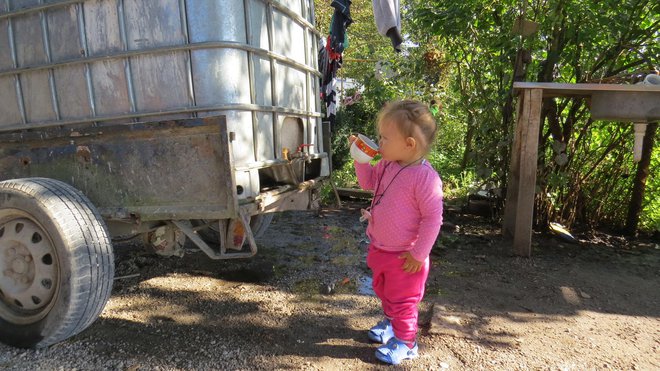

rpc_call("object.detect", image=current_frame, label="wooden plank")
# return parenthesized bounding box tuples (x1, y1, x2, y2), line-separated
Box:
(502, 90, 527, 237)
(336, 187, 374, 199)
(513, 82, 660, 98)
(511, 89, 543, 256)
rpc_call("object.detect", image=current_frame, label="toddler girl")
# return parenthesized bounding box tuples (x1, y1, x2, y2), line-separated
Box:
(349, 100, 443, 365)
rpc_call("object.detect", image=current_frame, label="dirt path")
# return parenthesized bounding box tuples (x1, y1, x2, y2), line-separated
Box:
(1, 202, 658, 370)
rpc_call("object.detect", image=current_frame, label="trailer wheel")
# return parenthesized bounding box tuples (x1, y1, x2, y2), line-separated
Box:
(192, 213, 274, 244)
(0, 178, 114, 348)
(247, 213, 274, 239)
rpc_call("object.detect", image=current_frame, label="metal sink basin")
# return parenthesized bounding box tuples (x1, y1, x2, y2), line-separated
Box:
(590, 89, 660, 122)
(513, 81, 660, 163)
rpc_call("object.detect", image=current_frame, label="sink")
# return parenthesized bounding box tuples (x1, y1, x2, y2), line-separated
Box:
(590, 89, 660, 122)
(512, 81, 659, 161)
(588, 87, 659, 162)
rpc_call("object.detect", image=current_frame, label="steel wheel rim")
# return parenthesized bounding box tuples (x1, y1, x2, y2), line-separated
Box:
(0, 211, 59, 324)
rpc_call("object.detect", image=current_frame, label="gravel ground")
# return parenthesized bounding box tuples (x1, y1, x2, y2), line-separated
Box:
(1, 202, 658, 370)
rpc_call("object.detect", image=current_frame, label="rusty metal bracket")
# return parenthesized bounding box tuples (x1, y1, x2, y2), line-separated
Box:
(229, 209, 259, 259)
(171, 208, 258, 260)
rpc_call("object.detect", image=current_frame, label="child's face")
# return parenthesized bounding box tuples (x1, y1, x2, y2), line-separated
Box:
(378, 119, 415, 162)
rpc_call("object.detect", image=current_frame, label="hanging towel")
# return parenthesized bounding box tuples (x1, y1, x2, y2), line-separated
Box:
(372, 0, 400, 36)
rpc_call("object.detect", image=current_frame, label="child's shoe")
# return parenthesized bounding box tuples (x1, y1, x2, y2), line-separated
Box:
(367, 318, 394, 344)
(375, 338, 418, 365)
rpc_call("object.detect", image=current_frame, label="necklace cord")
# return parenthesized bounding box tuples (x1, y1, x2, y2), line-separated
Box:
(370, 157, 424, 209)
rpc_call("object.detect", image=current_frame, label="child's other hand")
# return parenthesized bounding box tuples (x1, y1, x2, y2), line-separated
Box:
(348, 135, 357, 145)
(399, 252, 423, 273)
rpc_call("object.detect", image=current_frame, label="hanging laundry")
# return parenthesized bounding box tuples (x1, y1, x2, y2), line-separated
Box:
(325, 79, 338, 118)
(319, 37, 343, 121)
(319, 1, 352, 122)
(372, 0, 402, 52)
(343, 91, 362, 106)
(329, 0, 353, 53)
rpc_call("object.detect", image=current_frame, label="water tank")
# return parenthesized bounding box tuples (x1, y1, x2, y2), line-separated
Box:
(0, 0, 323, 168)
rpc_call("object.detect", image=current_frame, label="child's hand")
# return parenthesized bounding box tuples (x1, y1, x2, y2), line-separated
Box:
(399, 252, 423, 273)
(348, 135, 357, 145)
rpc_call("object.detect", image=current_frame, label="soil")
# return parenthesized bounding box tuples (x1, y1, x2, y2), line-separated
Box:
(1, 201, 659, 370)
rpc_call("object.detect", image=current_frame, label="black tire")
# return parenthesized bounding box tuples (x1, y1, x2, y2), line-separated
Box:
(251, 213, 275, 239)
(0, 178, 114, 348)
(191, 213, 275, 244)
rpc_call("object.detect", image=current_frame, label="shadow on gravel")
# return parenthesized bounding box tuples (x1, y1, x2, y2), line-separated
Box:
(102, 204, 659, 364)
(421, 211, 660, 348)
(84, 286, 382, 365)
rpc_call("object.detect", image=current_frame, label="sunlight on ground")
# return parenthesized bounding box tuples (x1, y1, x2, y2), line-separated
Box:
(141, 274, 232, 292)
(488, 310, 658, 367)
(103, 296, 206, 325)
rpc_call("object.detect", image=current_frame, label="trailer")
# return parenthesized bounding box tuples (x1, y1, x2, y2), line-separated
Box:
(0, 0, 328, 348)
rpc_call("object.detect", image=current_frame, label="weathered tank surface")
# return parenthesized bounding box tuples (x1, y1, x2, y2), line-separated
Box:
(0, 0, 332, 350)
(0, 0, 329, 217)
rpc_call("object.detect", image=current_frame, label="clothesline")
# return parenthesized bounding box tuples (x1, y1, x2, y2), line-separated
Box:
(343, 58, 380, 62)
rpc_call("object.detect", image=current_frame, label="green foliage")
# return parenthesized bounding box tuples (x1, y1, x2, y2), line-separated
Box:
(407, 0, 659, 232)
(320, 160, 358, 205)
(314, 0, 659, 232)
(328, 91, 379, 170)
(643, 139, 660, 231)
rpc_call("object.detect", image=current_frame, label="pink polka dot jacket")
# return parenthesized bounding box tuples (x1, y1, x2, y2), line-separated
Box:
(354, 159, 443, 261)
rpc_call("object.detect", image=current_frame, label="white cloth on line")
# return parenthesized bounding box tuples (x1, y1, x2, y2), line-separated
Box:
(372, 0, 400, 36)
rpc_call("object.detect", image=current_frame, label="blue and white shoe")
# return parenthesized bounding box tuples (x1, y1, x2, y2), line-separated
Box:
(368, 318, 394, 344)
(375, 338, 419, 365)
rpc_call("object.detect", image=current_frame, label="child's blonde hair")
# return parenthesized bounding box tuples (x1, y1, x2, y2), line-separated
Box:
(377, 100, 437, 155)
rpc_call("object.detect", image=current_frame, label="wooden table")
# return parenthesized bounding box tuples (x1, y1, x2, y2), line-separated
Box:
(503, 82, 660, 256)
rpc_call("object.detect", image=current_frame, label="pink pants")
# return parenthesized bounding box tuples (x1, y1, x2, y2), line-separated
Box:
(366, 245, 430, 343)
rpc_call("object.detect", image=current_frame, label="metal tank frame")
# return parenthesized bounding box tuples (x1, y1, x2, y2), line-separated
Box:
(0, 0, 329, 257)
(0, 0, 334, 349)
(0, 0, 321, 129)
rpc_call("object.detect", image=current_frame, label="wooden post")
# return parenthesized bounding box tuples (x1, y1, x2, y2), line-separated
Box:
(503, 93, 525, 237)
(503, 88, 543, 256)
